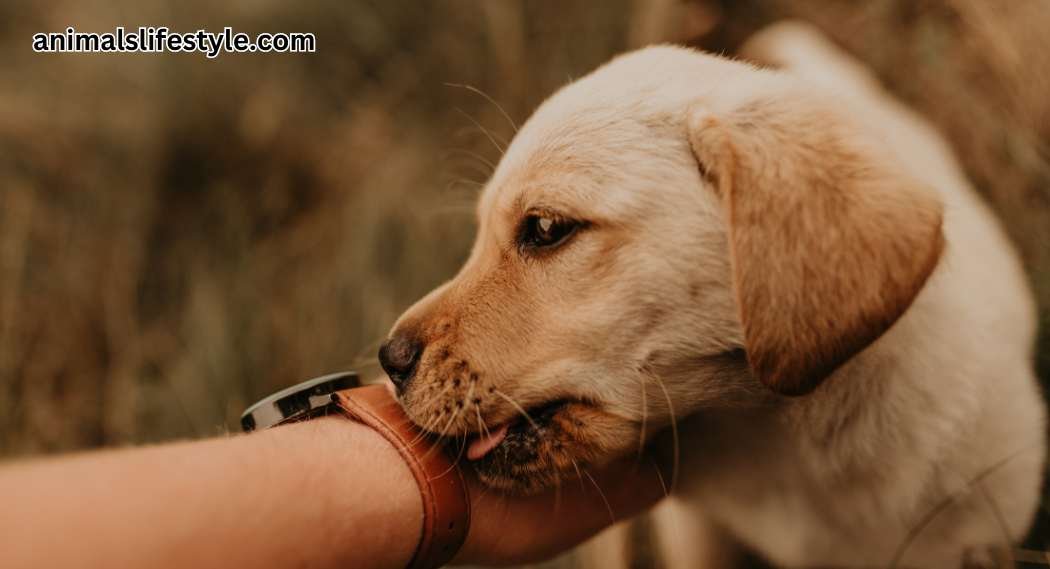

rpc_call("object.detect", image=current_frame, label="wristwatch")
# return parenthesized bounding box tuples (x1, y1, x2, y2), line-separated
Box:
(241, 372, 471, 569)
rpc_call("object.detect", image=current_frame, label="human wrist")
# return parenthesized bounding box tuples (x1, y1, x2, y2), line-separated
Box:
(260, 416, 423, 569)
(331, 385, 472, 569)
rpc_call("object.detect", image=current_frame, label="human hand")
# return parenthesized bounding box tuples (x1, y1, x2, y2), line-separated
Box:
(451, 456, 668, 566)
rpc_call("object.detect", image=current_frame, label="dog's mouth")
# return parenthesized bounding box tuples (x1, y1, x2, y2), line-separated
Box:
(464, 398, 574, 461)
(465, 422, 510, 461)
(457, 397, 631, 495)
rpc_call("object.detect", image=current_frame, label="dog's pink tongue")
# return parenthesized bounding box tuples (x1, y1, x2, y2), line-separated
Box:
(467, 423, 509, 461)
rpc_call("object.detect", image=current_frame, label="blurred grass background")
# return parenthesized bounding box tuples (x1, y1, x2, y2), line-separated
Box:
(0, 0, 1048, 563)
(0, 0, 642, 451)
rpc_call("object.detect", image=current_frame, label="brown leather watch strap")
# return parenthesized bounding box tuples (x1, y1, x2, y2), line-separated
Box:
(332, 385, 470, 569)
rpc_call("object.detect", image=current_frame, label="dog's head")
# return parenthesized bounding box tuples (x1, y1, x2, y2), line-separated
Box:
(378, 46, 944, 494)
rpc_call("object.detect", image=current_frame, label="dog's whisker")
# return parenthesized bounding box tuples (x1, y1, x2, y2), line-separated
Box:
(454, 107, 506, 155)
(431, 428, 470, 480)
(440, 153, 493, 184)
(415, 399, 448, 432)
(421, 203, 476, 218)
(440, 177, 485, 195)
(350, 335, 386, 370)
(405, 415, 444, 456)
(445, 147, 498, 174)
(420, 193, 478, 218)
(427, 380, 457, 406)
(550, 462, 564, 518)
(650, 371, 680, 493)
(636, 373, 649, 462)
(888, 441, 1042, 568)
(417, 383, 475, 461)
(436, 407, 461, 439)
(416, 408, 462, 464)
(417, 414, 457, 464)
(442, 177, 486, 193)
(445, 162, 492, 183)
(442, 384, 476, 441)
(447, 124, 496, 146)
(581, 467, 616, 524)
(652, 456, 670, 500)
(466, 380, 482, 430)
(474, 404, 491, 441)
(569, 457, 588, 493)
(404, 382, 457, 446)
(418, 406, 451, 439)
(491, 388, 540, 431)
(973, 478, 1015, 561)
(460, 381, 493, 443)
(444, 82, 519, 133)
(943, 465, 1016, 559)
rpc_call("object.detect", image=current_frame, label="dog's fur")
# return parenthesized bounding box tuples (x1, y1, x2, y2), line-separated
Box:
(384, 22, 1046, 568)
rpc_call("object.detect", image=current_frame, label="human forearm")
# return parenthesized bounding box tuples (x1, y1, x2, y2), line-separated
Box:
(0, 417, 421, 569)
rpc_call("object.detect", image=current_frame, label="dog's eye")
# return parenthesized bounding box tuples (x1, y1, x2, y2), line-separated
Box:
(518, 214, 580, 252)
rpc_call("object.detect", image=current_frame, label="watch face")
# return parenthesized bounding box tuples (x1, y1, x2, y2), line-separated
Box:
(240, 371, 360, 432)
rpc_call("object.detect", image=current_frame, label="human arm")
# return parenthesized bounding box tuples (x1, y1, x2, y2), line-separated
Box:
(0, 415, 664, 569)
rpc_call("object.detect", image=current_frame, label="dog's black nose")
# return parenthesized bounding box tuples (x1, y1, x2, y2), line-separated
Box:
(378, 334, 423, 391)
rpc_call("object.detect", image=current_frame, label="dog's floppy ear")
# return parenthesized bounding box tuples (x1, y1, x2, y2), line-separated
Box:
(688, 92, 944, 395)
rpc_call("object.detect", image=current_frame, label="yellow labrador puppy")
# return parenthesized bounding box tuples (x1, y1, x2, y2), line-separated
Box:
(377, 22, 1046, 568)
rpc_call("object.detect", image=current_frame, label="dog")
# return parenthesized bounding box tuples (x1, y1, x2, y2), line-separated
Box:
(377, 22, 1046, 568)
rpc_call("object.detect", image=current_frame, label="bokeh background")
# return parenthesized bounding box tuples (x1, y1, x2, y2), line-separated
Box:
(1, 0, 1048, 565)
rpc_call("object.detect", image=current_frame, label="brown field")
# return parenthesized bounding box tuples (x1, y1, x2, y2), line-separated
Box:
(1, 1, 1047, 565)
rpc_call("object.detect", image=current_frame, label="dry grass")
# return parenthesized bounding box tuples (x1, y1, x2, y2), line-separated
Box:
(0, 0, 1047, 565)
(0, 0, 637, 453)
